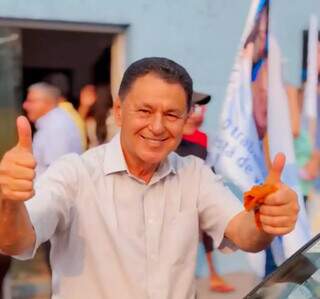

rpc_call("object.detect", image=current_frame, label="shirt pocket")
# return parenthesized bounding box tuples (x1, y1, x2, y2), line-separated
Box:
(167, 209, 199, 265)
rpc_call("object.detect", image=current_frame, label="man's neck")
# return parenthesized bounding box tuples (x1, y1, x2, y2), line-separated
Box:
(130, 165, 157, 183)
(120, 144, 159, 184)
(125, 155, 158, 183)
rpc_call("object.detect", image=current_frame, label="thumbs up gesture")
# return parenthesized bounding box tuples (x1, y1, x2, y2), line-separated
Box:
(0, 116, 36, 202)
(259, 153, 300, 235)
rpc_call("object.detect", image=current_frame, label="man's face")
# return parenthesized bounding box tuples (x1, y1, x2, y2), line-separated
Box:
(114, 73, 188, 168)
(23, 89, 56, 123)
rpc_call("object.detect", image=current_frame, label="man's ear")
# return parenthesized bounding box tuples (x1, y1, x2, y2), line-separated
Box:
(113, 97, 122, 127)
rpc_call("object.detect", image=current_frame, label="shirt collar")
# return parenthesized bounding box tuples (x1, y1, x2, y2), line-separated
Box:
(103, 132, 176, 182)
(150, 154, 176, 184)
(103, 133, 127, 175)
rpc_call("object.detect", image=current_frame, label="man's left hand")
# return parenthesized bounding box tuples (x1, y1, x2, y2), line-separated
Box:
(259, 153, 300, 235)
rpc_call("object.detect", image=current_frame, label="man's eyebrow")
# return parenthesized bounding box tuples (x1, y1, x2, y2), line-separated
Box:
(163, 109, 179, 115)
(166, 108, 182, 112)
(135, 102, 152, 109)
(134, 102, 186, 114)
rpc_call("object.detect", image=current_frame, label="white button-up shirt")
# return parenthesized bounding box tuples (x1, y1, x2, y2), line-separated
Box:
(33, 107, 83, 176)
(18, 133, 242, 299)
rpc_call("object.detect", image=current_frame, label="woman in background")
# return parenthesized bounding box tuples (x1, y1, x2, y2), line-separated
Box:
(79, 84, 118, 148)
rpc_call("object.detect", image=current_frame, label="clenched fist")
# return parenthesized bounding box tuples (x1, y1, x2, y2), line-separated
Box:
(259, 153, 300, 235)
(0, 116, 36, 202)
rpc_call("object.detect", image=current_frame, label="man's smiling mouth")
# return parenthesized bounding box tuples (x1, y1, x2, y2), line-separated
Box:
(140, 135, 168, 143)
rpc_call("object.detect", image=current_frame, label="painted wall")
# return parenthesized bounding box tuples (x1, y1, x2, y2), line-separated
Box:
(0, 0, 252, 131)
(1, 1, 317, 131)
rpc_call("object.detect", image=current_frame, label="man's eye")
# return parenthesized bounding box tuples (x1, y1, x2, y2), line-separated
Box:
(138, 109, 151, 114)
(165, 113, 179, 121)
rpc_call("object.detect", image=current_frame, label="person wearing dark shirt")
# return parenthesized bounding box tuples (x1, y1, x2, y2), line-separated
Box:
(176, 92, 235, 293)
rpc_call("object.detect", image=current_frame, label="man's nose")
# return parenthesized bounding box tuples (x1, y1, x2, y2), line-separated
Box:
(149, 113, 165, 135)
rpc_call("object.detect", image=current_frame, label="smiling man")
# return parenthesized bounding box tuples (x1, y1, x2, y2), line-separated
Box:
(0, 57, 299, 299)
(113, 71, 190, 182)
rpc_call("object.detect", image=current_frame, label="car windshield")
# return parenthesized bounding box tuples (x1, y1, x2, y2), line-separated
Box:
(245, 233, 320, 299)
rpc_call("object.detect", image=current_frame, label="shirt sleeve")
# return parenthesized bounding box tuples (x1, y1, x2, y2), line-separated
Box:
(14, 154, 80, 260)
(197, 164, 243, 252)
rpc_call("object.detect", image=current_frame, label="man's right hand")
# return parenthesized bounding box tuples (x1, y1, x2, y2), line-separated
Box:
(0, 116, 36, 202)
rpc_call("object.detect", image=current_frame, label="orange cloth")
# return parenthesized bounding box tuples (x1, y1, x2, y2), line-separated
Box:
(244, 184, 278, 229)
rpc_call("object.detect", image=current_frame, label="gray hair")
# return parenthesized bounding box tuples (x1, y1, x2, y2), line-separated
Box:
(28, 82, 61, 101)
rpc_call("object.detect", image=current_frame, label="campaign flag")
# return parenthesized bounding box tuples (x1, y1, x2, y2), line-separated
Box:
(207, 0, 268, 276)
(208, 0, 266, 192)
(208, 0, 311, 276)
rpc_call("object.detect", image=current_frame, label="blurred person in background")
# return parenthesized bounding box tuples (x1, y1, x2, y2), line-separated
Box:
(44, 72, 87, 151)
(300, 40, 320, 181)
(0, 82, 85, 297)
(22, 82, 84, 290)
(176, 92, 235, 293)
(288, 86, 314, 204)
(78, 83, 118, 148)
(23, 82, 83, 176)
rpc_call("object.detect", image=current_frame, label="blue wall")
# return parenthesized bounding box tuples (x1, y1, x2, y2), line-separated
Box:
(1, 0, 318, 135)
(0, 0, 252, 131)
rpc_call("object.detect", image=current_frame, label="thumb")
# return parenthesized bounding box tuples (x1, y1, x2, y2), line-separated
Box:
(265, 152, 286, 185)
(16, 116, 33, 152)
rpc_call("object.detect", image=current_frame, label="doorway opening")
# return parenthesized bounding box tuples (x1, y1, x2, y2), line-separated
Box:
(22, 28, 115, 107)
(0, 19, 127, 155)
(0, 20, 126, 298)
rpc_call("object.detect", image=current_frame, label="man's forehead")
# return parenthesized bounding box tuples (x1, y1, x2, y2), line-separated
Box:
(133, 99, 186, 111)
(127, 74, 186, 97)
(131, 73, 182, 89)
(128, 90, 187, 110)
